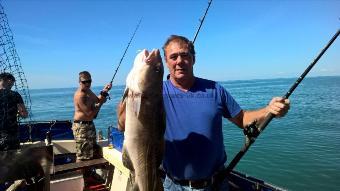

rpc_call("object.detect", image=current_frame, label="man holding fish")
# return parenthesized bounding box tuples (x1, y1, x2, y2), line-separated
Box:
(118, 35, 290, 191)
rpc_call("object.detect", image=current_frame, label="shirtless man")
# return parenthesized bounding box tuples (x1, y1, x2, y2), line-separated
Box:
(73, 71, 111, 161)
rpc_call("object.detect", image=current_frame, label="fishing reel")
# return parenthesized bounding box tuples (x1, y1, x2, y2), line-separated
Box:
(100, 90, 110, 100)
(243, 120, 260, 144)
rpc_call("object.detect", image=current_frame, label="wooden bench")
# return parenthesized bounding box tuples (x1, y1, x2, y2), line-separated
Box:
(54, 158, 108, 174)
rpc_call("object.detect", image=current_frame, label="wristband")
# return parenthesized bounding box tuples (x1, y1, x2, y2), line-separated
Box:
(100, 91, 109, 98)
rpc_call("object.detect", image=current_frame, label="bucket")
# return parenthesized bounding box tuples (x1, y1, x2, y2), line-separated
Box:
(109, 127, 124, 152)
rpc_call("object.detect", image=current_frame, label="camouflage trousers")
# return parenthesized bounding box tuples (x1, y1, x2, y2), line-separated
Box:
(72, 122, 98, 160)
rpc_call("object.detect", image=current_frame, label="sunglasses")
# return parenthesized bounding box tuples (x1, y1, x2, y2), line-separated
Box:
(81, 79, 92, 84)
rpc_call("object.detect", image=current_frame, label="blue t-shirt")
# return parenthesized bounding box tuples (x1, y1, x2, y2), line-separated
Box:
(162, 77, 241, 180)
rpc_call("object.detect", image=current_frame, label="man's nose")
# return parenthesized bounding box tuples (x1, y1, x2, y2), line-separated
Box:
(176, 55, 184, 64)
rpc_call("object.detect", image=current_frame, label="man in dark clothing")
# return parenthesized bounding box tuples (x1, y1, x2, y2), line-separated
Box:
(0, 72, 28, 151)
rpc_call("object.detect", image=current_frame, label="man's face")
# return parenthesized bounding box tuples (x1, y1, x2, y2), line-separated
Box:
(164, 41, 195, 82)
(7, 79, 14, 89)
(0, 79, 14, 89)
(79, 76, 92, 90)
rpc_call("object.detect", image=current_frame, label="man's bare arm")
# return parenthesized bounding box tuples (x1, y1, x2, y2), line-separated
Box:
(229, 97, 290, 128)
(76, 94, 102, 119)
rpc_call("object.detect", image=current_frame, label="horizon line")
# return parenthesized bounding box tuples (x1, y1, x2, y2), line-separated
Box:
(25, 75, 340, 91)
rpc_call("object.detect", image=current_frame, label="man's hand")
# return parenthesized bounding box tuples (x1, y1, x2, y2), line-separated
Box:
(103, 83, 112, 92)
(267, 97, 290, 118)
(101, 83, 112, 98)
(99, 83, 112, 102)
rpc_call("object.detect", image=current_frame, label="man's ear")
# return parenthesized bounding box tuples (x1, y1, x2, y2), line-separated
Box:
(165, 57, 171, 69)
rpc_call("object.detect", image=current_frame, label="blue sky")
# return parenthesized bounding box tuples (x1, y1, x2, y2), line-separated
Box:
(2, 0, 340, 89)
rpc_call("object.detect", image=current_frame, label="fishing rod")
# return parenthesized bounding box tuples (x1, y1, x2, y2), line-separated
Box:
(165, 0, 212, 80)
(192, 0, 213, 44)
(110, 18, 142, 84)
(222, 29, 340, 178)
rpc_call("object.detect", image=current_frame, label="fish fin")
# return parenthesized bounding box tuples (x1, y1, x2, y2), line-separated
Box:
(117, 88, 128, 131)
(126, 173, 140, 191)
(122, 146, 134, 171)
(117, 101, 126, 131)
(117, 88, 129, 131)
(126, 172, 137, 191)
(132, 183, 139, 191)
(122, 87, 129, 102)
(123, 88, 141, 117)
(131, 92, 141, 117)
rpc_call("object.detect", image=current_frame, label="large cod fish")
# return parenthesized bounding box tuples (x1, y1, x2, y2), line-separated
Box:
(119, 49, 165, 191)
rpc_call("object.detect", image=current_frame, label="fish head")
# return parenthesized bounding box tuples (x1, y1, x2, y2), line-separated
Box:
(126, 49, 164, 93)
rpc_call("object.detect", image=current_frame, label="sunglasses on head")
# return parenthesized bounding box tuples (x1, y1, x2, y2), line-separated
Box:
(81, 79, 92, 84)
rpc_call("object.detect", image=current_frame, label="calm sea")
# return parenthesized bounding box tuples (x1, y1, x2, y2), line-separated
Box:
(26, 76, 340, 191)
